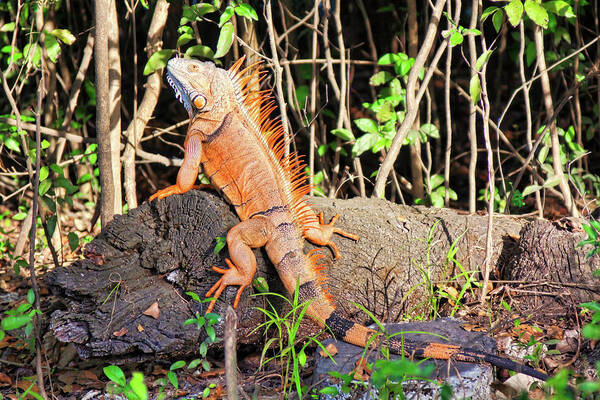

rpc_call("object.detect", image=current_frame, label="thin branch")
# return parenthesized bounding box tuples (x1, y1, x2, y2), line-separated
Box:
(264, 0, 291, 157)
(373, 0, 447, 198)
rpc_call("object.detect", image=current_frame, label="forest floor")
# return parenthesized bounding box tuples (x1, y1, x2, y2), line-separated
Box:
(0, 201, 592, 400)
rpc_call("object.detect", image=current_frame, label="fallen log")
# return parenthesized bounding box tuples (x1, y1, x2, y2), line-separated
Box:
(46, 190, 599, 361)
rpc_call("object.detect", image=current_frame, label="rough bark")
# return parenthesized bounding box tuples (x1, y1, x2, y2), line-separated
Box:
(46, 190, 599, 362)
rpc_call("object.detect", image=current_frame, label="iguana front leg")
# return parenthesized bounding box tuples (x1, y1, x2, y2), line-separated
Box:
(205, 217, 271, 313)
(303, 212, 359, 259)
(150, 134, 202, 201)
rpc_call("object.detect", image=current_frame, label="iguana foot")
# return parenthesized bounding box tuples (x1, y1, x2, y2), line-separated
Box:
(305, 212, 359, 259)
(204, 258, 251, 313)
(149, 184, 200, 201)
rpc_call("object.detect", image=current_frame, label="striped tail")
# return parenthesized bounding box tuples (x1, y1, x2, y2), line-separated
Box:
(308, 306, 549, 381)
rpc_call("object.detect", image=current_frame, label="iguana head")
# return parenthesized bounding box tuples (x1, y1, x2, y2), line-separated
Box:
(165, 57, 235, 120)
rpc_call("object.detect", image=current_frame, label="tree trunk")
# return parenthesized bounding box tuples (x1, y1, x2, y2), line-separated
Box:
(46, 190, 599, 362)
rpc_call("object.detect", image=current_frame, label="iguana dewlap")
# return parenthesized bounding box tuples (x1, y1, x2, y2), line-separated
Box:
(151, 57, 548, 381)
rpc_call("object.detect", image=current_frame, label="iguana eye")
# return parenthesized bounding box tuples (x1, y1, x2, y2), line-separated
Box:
(192, 94, 206, 109)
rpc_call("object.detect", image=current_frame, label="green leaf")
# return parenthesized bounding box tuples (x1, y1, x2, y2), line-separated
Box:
(0, 22, 15, 32)
(469, 75, 481, 104)
(320, 387, 340, 395)
(177, 32, 194, 47)
(505, 0, 524, 26)
(543, 1, 576, 18)
(44, 33, 61, 63)
(369, 71, 393, 86)
(235, 3, 258, 21)
(317, 144, 327, 156)
(253, 276, 269, 293)
(188, 358, 202, 369)
(55, 177, 77, 194)
(12, 211, 27, 221)
(331, 128, 355, 141)
(352, 133, 379, 157)
(170, 360, 186, 370)
(430, 174, 444, 190)
(47, 215, 57, 237)
(195, 3, 217, 16)
(295, 85, 308, 109)
(430, 191, 443, 207)
(219, 6, 235, 27)
(214, 22, 234, 59)
(68, 232, 79, 251)
(39, 166, 49, 181)
(38, 180, 51, 196)
(185, 45, 214, 59)
(475, 49, 493, 71)
(543, 174, 562, 188)
(449, 31, 463, 47)
(199, 341, 208, 358)
(420, 123, 439, 139)
(143, 49, 175, 76)
(129, 372, 148, 400)
(1, 315, 30, 331)
(298, 348, 306, 367)
(522, 184, 542, 197)
(4, 136, 21, 152)
(492, 8, 503, 33)
(50, 29, 76, 45)
(354, 118, 378, 134)
(186, 291, 202, 302)
(394, 58, 414, 77)
(24, 42, 41, 67)
(27, 288, 35, 304)
(377, 53, 400, 65)
(524, 0, 549, 28)
(214, 236, 226, 255)
(50, 163, 64, 175)
(103, 365, 126, 386)
(481, 6, 499, 22)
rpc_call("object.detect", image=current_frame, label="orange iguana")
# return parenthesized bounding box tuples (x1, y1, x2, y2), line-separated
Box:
(151, 57, 548, 381)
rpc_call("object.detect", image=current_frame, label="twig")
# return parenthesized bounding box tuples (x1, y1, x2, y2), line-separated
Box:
(279, 58, 377, 66)
(517, 20, 542, 217)
(122, 0, 170, 208)
(225, 307, 239, 400)
(308, 3, 319, 194)
(466, 0, 478, 213)
(0, 117, 92, 143)
(30, 59, 48, 400)
(373, 0, 446, 198)
(95, 0, 116, 227)
(534, 26, 577, 217)
(264, 0, 291, 157)
(478, 15, 494, 307)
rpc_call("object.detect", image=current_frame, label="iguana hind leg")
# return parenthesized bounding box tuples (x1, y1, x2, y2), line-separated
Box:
(304, 212, 359, 259)
(205, 217, 270, 313)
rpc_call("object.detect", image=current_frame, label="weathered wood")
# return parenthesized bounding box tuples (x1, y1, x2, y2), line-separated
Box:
(46, 190, 598, 361)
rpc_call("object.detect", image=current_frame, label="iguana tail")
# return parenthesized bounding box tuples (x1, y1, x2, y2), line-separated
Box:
(308, 305, 550, 381)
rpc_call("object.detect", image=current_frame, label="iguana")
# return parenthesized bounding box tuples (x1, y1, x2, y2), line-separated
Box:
(151, 56, 548, 381)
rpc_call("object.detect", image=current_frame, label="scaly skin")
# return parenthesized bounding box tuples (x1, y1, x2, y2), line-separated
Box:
(151, 57, 548, 381)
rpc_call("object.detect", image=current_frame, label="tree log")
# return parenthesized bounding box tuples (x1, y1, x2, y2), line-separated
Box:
(46, 190, 599, 362)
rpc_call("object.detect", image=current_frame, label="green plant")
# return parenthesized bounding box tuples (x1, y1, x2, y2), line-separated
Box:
(414, 174, 457, 208)
(144, 1, 258, 77)
(407, 221, 478, 319)
(103, 365, 148, 400)
(0, 288, 40, 352)
(252, 278, 331, 399)
(184, 291, 222, 370)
